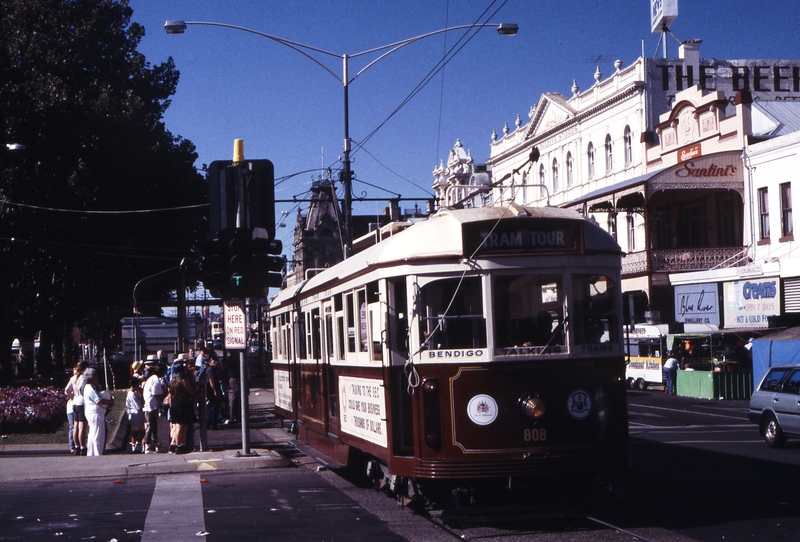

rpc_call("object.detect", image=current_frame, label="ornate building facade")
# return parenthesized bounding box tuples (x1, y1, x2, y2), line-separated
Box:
(448, 40, 800, 330)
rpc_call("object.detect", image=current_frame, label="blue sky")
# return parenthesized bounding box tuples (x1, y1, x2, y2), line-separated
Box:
(131, 0, 800, 249)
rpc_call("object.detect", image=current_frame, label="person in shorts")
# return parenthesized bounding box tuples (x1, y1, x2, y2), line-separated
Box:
(126, 373, 146, 453)
(67, 361, 89, 455)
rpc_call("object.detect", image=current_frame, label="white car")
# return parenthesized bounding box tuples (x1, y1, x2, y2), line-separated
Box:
(748, 364, 800, 448)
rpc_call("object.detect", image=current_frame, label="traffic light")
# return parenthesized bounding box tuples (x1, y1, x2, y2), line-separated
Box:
(200, 230, 240, 298)
(224, 228, 284, 299)
(207, 158, 275, 240)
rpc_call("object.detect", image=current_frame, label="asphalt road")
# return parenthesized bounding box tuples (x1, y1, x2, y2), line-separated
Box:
(3, 390, 800, 541)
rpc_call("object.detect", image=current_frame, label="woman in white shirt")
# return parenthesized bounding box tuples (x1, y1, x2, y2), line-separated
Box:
(82, 368, 114, 456)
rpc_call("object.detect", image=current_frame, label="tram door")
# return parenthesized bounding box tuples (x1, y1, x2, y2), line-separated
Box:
(323, 301, 338, 435)
(300, 306, 326, 433)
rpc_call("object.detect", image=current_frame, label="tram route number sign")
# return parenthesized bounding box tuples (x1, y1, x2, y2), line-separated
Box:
(224, 301, 247, 350)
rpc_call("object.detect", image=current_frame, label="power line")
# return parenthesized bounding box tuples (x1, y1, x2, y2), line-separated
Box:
(0, 199, 207, 214)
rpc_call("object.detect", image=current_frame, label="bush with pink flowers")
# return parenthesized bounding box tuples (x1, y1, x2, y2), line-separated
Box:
(0, 386, 68, 434)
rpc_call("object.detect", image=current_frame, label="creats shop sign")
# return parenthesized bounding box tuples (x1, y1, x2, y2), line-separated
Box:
(742, 280, 777, 300)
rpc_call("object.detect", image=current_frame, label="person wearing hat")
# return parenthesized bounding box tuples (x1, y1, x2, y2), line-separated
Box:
(82, 368, 114, 456)
(142, 355, 166, 453)
(125, 374, 146, 453)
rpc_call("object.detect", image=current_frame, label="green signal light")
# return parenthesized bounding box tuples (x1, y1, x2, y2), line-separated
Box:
(231, 274, 243, 287)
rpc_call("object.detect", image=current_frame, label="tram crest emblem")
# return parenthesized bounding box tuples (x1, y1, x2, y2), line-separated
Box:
(567, 390, 591, 420)
(467, 394, 498, 426)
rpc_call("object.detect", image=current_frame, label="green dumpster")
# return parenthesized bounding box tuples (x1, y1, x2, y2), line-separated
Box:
(676, 370, 753, 399)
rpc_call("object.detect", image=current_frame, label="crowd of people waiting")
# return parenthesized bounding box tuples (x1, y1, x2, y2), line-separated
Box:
(64, 346, 241, 456)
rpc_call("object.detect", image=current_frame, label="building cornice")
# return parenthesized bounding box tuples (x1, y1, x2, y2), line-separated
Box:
(489, 82, 645, 167)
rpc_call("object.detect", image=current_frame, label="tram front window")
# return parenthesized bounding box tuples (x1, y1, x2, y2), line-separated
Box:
(419, 277, 486, 349)
(493, 274, 564, 349)
(573, 274, 618, 345)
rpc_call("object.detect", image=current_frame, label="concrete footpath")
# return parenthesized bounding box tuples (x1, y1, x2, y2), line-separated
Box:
(0, 385, 294, 483)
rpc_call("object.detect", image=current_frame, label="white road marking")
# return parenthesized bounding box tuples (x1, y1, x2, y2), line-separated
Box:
(630, 403, 748, 421)
(142, 474, 206, 541)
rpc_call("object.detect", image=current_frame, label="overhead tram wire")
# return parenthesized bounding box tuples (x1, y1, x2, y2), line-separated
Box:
(0, 199, 207, 214)
(356, 0, 509, 154)
(351, 145, 435, 197)
(0, 235, 193, 261)
(435, 0, 452, 169)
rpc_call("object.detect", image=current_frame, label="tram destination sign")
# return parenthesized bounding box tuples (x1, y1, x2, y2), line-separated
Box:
(462, 220, 581, 256)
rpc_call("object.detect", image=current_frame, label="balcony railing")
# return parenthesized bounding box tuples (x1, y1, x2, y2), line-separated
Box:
(622, 247, 748, 275)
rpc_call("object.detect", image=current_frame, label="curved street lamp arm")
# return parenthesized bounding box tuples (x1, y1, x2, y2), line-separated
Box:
(348, 23, 504, 86)
(132, 266, 180, 314)
(180, 21, 343, 84)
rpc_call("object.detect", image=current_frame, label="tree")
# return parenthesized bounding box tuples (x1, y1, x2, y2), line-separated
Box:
(0, 0, 207, 379)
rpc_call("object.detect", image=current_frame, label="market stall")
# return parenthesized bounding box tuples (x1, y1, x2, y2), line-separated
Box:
(669, 331, 757, 399)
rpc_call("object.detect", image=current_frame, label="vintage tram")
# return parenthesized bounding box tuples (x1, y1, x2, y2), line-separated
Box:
(269, 204, 629, 507)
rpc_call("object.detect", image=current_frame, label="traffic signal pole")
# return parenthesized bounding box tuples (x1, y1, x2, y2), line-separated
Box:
(202, 140, 282, 456)
(231, 141, 255, 457)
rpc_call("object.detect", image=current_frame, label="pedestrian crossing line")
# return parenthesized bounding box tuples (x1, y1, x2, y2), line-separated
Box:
(142, 474, 206, 541)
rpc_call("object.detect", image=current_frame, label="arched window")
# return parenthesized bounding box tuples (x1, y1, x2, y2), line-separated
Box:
(623, 126, 632, 167)
(587, 143, 595, 180)
(521, 170, 529, 204)
(552, 158, 559, 193)
(566, 152, 574, 187)
(539, 163, 546, 199)
(605, 134, 613, 174)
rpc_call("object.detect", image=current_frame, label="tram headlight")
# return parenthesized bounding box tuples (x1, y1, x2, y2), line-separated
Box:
(518, 393, 545, 421)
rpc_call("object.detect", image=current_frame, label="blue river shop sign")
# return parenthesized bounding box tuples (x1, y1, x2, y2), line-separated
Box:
(674, 284, 720, 326)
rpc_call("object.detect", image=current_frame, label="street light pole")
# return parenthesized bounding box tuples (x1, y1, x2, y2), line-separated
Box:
(165, 20, 518, 257)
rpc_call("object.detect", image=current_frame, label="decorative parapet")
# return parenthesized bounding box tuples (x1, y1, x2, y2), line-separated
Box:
(622, 250, 649, 275)
(650, 247, 747, 272)
(623, 247, 748, 275)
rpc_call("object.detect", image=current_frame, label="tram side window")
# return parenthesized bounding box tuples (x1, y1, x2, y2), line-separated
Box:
(325, 307, 334, 359)
(357, 289, 369, 354)
(367, 282, 383, 361)
(335, 294, 345, 360)
(345, 293, 356, 353)
(419, 277, 486, 349)
(297, 311, 307, 359)
(311, 307, 322, 360)
(493, 274, 564, 349)
(281, 313, 292, 360)
(388, 279, 409, 357)
(573, 274, 618, 345)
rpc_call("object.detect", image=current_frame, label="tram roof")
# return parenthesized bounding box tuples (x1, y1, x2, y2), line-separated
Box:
(271, 204, 619, 306)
